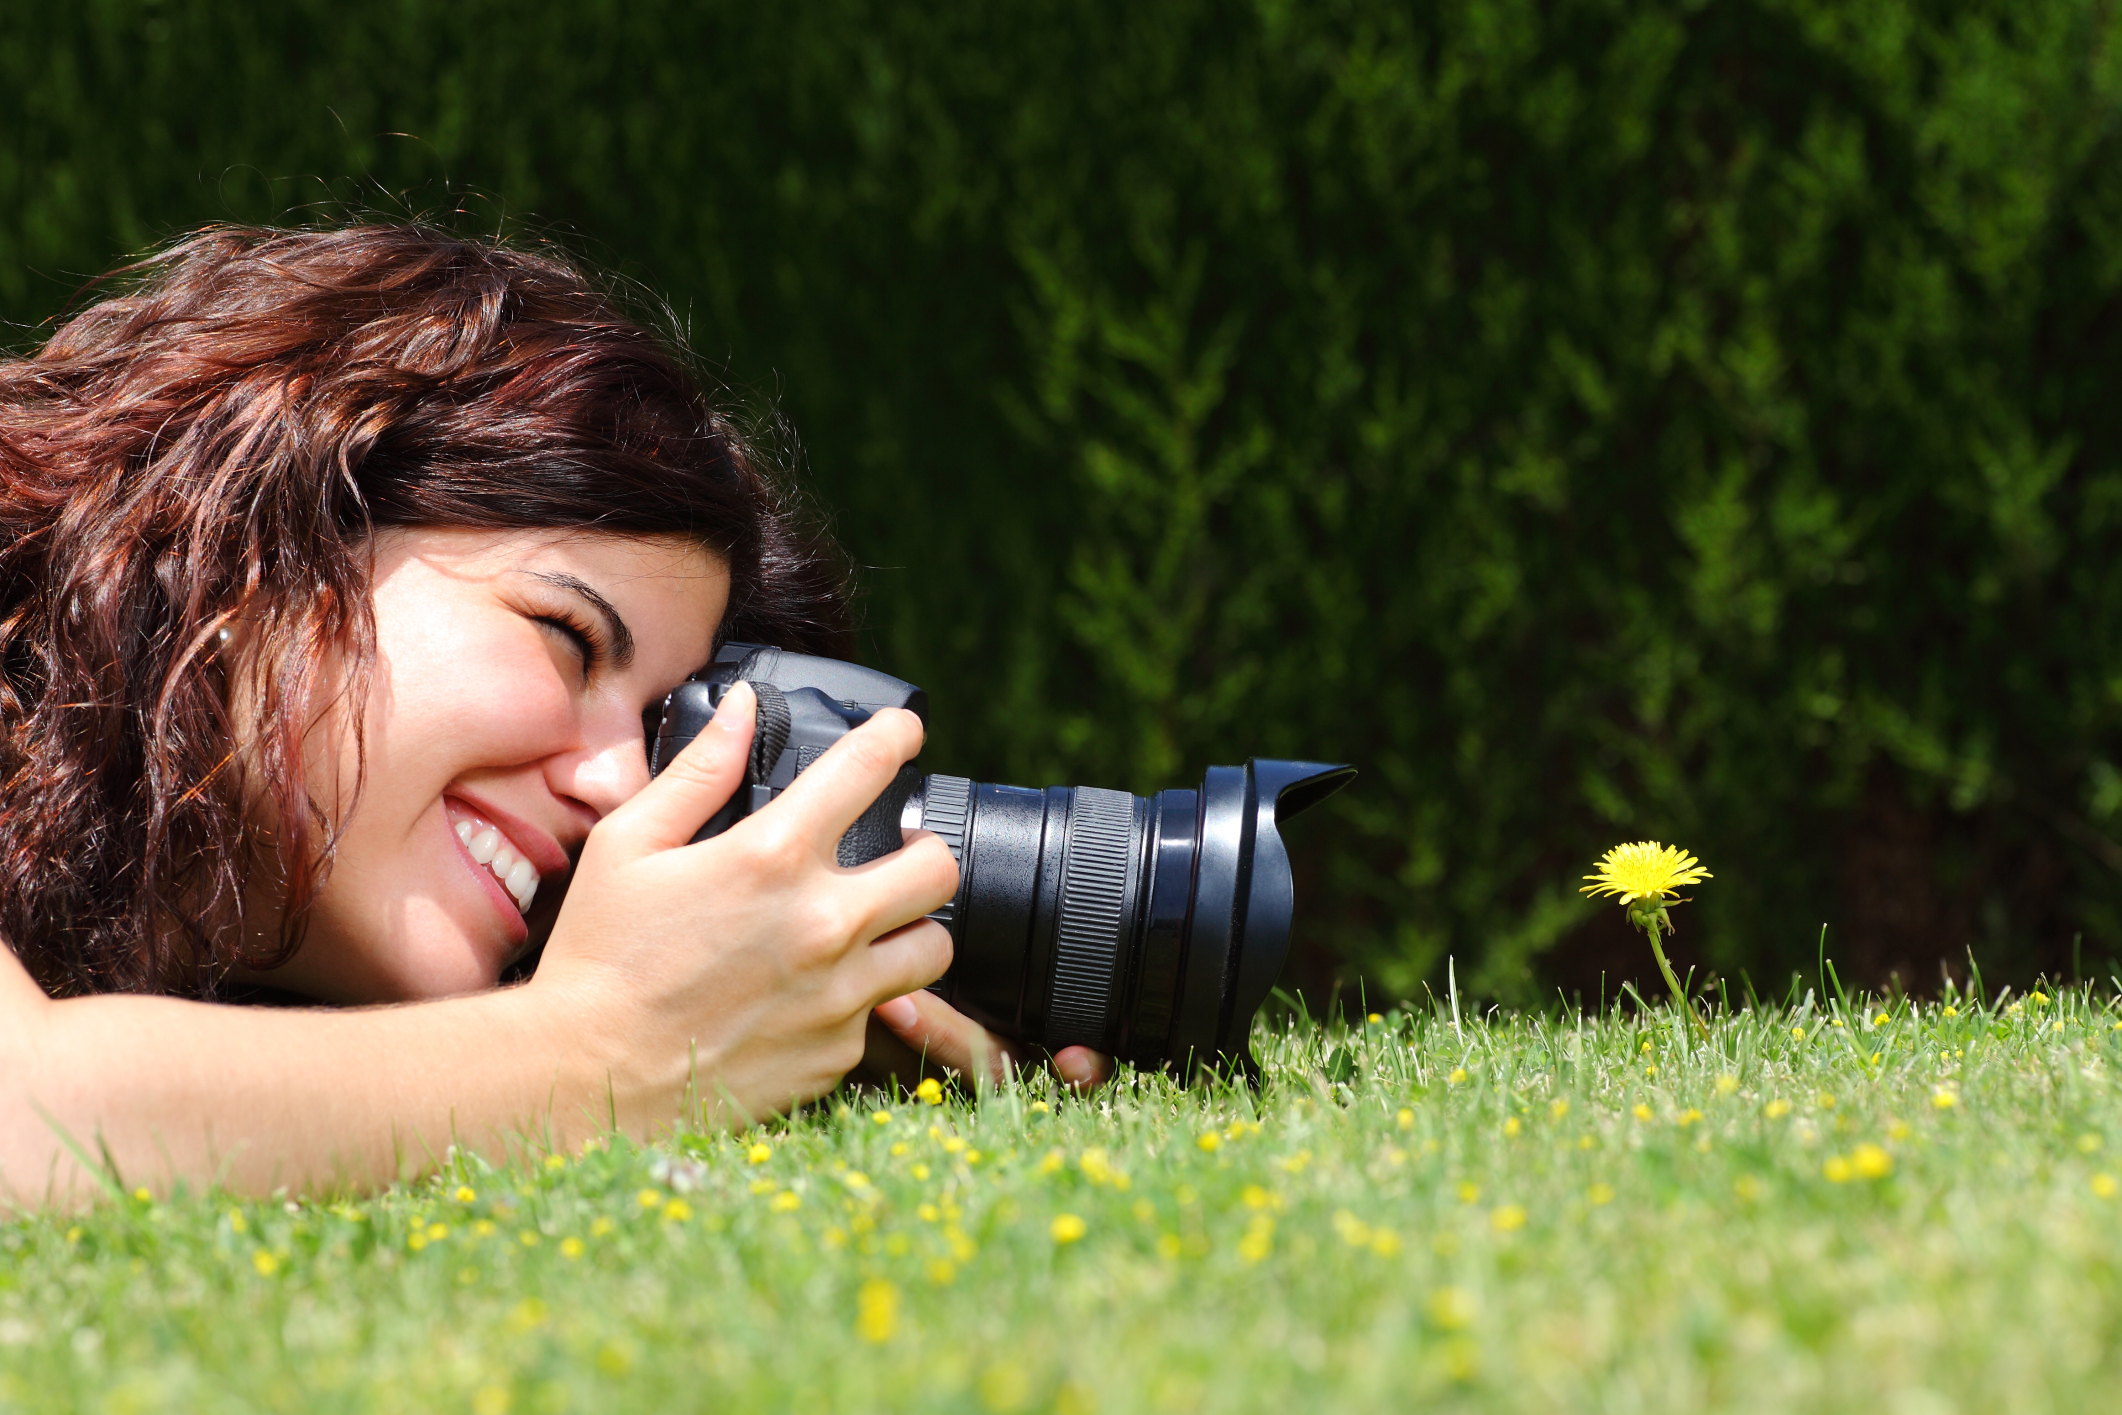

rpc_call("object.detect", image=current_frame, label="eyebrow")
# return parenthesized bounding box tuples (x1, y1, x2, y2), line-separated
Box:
(528, 571, 637, 670)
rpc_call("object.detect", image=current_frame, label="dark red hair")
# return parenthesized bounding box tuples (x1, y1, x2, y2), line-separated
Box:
(0, 224, 846, 997)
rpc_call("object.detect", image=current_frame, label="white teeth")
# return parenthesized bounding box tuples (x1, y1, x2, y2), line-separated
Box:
(505, 859, 538, 907)
(456, 814, 542, 914)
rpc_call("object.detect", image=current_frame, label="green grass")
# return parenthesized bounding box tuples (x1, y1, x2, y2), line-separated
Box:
(7, 982, 2122, 1413)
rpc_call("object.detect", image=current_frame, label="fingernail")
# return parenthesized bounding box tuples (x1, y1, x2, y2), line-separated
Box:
(1055, 1051, 1091, 1088)
(874, 995, 918, 1030)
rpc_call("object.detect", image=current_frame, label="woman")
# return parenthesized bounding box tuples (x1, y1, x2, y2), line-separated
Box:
(0, 224, 1106, 1207)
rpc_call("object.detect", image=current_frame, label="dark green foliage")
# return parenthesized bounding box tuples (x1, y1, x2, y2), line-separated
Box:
(5, 0, 2120, 1001)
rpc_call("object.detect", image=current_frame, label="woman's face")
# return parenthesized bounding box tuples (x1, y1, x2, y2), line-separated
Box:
(251, 528, 727, 1003)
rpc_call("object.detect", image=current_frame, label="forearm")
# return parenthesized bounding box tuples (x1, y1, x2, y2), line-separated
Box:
(0, 983, 618, 1208)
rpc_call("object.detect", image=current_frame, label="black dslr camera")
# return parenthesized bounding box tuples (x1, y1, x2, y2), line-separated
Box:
(649, 643, 1353, 1071)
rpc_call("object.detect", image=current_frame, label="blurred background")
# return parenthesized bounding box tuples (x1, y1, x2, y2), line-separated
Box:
(6, 0, 2120, 1008)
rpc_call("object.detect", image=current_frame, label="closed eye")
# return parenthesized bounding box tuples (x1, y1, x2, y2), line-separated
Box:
(534, 611, 601, 681)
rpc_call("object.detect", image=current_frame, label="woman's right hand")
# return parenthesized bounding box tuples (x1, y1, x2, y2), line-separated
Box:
(526, 681, 960, 1130)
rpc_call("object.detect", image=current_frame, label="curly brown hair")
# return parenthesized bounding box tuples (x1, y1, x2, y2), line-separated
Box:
(0, 224, 847, 999)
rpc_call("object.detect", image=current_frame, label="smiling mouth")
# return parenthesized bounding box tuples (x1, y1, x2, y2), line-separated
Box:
(451, 815, 541, 914)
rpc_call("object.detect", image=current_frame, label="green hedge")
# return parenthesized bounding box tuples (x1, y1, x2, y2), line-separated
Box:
(8, 0, 2122, 1001)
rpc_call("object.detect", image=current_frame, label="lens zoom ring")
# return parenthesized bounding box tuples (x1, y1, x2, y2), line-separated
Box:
(920, 775, 973, 928)
(1047, 787, 1134, 1045)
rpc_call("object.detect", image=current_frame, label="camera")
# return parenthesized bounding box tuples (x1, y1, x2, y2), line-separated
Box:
(648, 643, 1353, 1071)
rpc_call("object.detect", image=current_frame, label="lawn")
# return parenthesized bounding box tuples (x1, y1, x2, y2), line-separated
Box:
(5, 980, 2121, 1413)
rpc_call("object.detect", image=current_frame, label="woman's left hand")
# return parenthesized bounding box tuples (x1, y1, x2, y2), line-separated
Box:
(864, 991, 1113, 1092)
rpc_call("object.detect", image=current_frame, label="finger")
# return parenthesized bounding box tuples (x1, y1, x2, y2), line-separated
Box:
(765, 705, 927, 848)
(836, 829, 959, 949)
(601, 680, 756, 852)
(1052, 1046, 1114, 1091)
(848, 916, 954, 1011)
(875, 988, 1029, 1082)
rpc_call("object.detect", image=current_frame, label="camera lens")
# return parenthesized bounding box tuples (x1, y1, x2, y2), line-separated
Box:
(912, 760, 1353, 1069)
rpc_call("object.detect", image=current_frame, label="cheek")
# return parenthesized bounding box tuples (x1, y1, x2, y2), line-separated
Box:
(364, 636, 581, 789)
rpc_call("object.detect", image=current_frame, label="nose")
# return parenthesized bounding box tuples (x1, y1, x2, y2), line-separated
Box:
(546, 701, 654, 824)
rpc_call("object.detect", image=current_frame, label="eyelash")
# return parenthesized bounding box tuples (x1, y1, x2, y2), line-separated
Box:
(534, 610, 602, 679)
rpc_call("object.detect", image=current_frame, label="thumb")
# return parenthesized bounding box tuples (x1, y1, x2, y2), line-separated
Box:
(602, 680, 756, 853)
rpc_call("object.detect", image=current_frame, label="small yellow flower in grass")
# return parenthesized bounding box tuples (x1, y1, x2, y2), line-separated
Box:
(1765, 1099, 1792, 1119)
(768, 1192, 799, 1213)
(1030, 1100, 1051, 1113)
(407, 1232, 429, 1253)
(1588, 1183, 1615, 1205)
(1550, 1098, 1571, 1119)
(427, 1223, 450, 1241)
(1715, 1074, 1739, 1096)
(1333, 1210, 1372, 1247)
(1633, 1103, 1654, 1122)
(1397, 1107, 1415, 1129)
(1457, 1181, 1480, 1204)
(1427, 1287, 1477, 1330)
(227, 1210, 248, 1235)
(1156, 1233, 1183, 1259)
(942, 1136, 968, 1155)
(454, 1186, 477, 1203)
(1853, 1144, 1892, 1178)
(1051, 1213, 1087, 1244)
(662, 1198, 693, 1222)
(926, 1258, 957, 1285)
(252, 1250, 279, 1277)
(1367, 1012, 1384, 1025)
(637, 1189, 662, 1209)
(589, 1217, 614, 1238)
(871, 1109, 893, 1126)
(855, 1279, 899, 1343)
(1822, 1155, 1852, 1183)
(1237, 1214, 1274, 1262)
(472, 1386, 510, 1415)
(1241, 1184, 1274, 1210)
(1734, 1175, 1763, 1202)
(1944, 1006, 1959, 1018)
(1932, 1088, 1959, 1110)
(1584, 842, 1713, 1035)
(474, 1220, 496, 1238)
(132, 1187, 152, 1204)
(747, 1143, 772, 1165)
(2033, 990, 2049, 1005)
(1677, 1108, 1702, 1128)
(2094, 1174, 2118, 1199)
(1503, 1117, 1521, 1137)
(1490, 1204, 1526, 1232)
(1873, 1011, 1890, 1026)
(2080, 1134, 2105, 1154)
(915, 1078, 945, 1106)
(1816, 1092, 1836, 1110)
(560, 1237, 585, 1260)
(1448, 1067, 1468, 1085)
(749, 1178, 776, 1195)
(1792, 1026, 1807, 1039)
(543, 1154, 567, 1172)
(2052, 1020, 2066, 1034)
(518, 1231, 541, 1247)
(1197, 1132, 1221, 1153)
(64, 1226, 82, 1245)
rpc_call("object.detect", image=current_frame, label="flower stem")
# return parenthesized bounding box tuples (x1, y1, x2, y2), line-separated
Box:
(1643, 922, 1711, 1044)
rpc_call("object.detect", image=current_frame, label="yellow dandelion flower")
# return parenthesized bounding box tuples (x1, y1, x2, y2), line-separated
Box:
(2079, 1134, 2104, 1154)
(1197, 1133, 1221, 1153)
(1765, 1098, 1792, 1118)
(1490, 1204, 1526, 1232)
(1029, 1100, 1051, 1113)
(1587, 1183, 1615, 1205)
(1456, 1181, 1480, 1204)
(1503, 1117, 1522, 1137)
(1237, 1214, 1274, 1262)
(1851, 1143, 1893, 1179)
(747, 1143, 772, 1164)
(543, 1154, 567, 1171)
(871, 1110, 893, 1126)
(252, 1250, 279, 1277)
(1715, 1074, 1739, 1096)
(1932, 1088, 1958, 1110)
(1550, 1098, 1571, 1119)
(915, 1078, 944, 1106)
(1367, 1012, 1384, 1025)
(1051, 1213, 1087, 1244)
(454, 1186, 477, 1203)
(1581, 841, 1711, 905)
(1397, 1107, 1416, 1129)
(637, 1189, 663, 1209)
(2094, 1174, 2118, 1199)
(855, 1279, 899, 1343)
(1633, 1103, 1654, 1122)
(589, 1217, 615, 1238)
(1427, 1287, 1477, 1331)
(560, 1237, 585, 1259)
(665, 1199, 695, 1221)
(768, 1193, 798, 1213)
(1448, 1067, 1468, 1085)
(1944, 1006, 1959, 1018)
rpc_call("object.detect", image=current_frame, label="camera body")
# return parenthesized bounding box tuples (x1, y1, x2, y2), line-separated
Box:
(648, 642, 1353, 1070)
